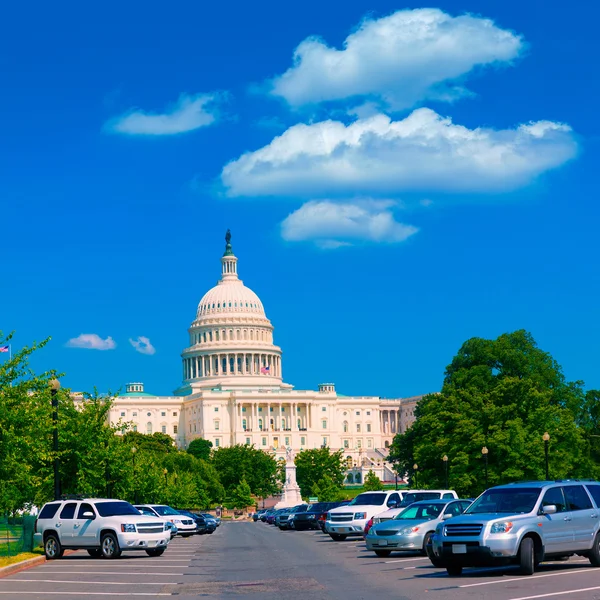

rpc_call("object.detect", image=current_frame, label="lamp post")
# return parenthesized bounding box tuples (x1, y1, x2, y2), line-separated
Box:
(543, 432, 550, 480)
(413, 463, 418, 489)
(131, 446, 138, 504)
(442, 455, 449, 489)
(163, 468, 168, 487)
(395, 469, 399, 491)
(481, 446, 489, 488)
(49, 379, 61, 500)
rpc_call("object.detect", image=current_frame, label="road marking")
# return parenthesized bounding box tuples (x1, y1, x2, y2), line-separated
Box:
(50, 562, 190, 566)
(385, 557, 430, 564)
(459, 568, 592, 588)
(5, 579, 173, 586)
(24, 572, 183, 576)
(510, 586, 600, 600)
(0, 593, 171, 596)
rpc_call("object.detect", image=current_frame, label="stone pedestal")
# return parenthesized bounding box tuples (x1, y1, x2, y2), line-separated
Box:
(274, 452, 303, 509)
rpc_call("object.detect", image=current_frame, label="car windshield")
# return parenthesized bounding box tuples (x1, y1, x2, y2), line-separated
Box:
(95, 501, 140, 517)
(399, 492, 441, 507)
(466, 488, 541, 514)
(348, 493, 386, 506)
(151, 506, 180, 516)
(394, 503, 444, 520)
(308, 503, 328, 512)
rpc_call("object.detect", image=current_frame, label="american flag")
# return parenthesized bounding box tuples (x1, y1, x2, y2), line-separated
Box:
(260, 366, 270, 374)
(0, 345, 9, 353)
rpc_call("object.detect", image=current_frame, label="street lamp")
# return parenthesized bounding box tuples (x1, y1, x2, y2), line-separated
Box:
(131, 446, 138, 504)
(413, 463, 418, 489)
(49, 379, 61, 500)
(163, 468, 168, 487)
(481, 447, 489, 488)
(543, 432, 550, 480)
(442, 455, 449, 489)
(394, 469, 399, 491)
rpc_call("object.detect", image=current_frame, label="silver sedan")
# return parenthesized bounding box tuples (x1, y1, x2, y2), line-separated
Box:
(365, 499, 472, 558)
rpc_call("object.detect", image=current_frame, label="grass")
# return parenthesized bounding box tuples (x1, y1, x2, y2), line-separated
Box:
(0, 550, 44, 569)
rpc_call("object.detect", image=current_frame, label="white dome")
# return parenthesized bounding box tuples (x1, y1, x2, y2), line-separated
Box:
(197, 280, 265, 319)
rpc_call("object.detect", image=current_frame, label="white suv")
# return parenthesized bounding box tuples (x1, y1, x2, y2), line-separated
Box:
(34, 498, 170, 559)
(134, 504, 197, 537)
(326, 491, 403, 540)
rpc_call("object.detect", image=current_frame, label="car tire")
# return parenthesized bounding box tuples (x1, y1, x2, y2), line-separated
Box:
(101, 532, 122, 559)
(44, 533, 64, 560)
(446, 564, 463, 576)
(519, 537, 535, 575)
(181, 534, 193, 538)
(146, 549, 165, 557)
(422, 532, 433, 557)
(329, 533, 347, 541)
(87, 549, 102, 558)
(374, 550, 392, 557)
(589, 532, 600, 567)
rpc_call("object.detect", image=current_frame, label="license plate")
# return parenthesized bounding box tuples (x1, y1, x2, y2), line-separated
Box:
(339, 528, 348, 532)
(452, 544, 467, 554)
(378, 540, 388, 546)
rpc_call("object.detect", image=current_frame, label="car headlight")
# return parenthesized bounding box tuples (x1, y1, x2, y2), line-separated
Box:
(354, 512, 367, 520)
(164, 524, 170, 531)
(491, 521, 513, 534)
(173, 519, 183, 525)
(399, 526, 420, 535)
(326, 513, 331, 520)
(120, 524, 137, 533)
(373, 517, 381, 524)
(308, 514, 315, 519)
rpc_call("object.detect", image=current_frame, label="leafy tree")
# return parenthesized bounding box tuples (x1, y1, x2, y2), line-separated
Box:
(186, 438, 213, 461)
(294, 448, 345, 498)
(311, 476, 342, 502)
(122, 431, 176, 454)
(228, 479, 254, 509)
(363, 470, 384, 491)
(210, 445, 279, 498)
(389, 330, 589, 497)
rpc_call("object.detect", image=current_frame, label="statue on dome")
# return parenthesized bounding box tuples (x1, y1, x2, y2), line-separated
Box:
(225, 229, 231, 245)
(223, 229, 234, 256)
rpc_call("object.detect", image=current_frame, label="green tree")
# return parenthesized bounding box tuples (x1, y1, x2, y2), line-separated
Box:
(186, 438, 213, 461)
(228, 479, 254, 509)
(294, 448, 345, 498)
(311, 476, 342, 502)
(389, 330, 589, 497)
(211, 445, 279, 498)
(363, 470, 383, 491)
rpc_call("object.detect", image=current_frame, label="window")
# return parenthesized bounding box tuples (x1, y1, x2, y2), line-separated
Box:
(322, 420, 327, 429)
(357, 439, 362, 448)
(161, 412, 166, 417)
(322, 437, 328, 447)
(343, 421, 348, 433)
(297, 407, 301, 413)
(259, 419, 263, 430)
(242, 419, 247, 430)
(120, 411, 125, 417)
(246, 438, 251, 445)
(300, 436, 306, 446)
(242, 407, 246, 412)
(564, 485, 593, 511)
(356, 424, 361, 432)
(147, 412, 151, 417)
(322, 406, 327, 411)
(194, 424, 197, 432)
(297, 418, 301, 429)
(216, 331, 220, 341)
(38, 503, 61, 519)
(146, 422, 152, 434)
(344, 439, 349, 448)
(133, 412, 137, 417)
(366, 424, 372, 433)
(285, 437, 290, 446)
(356, 411, 360, 416)
(281, 406, 285, 412)
(541, 487, 567, 512)
(586, 485, 600, 507)
(172, 412, 177, 417)
(60, 503, 77, 519)
(215, 439, 220, 447)
(366, 411, 371, 416)
(214, 407, 219, 412)
(367, 439, 372, 448)
(161, 425, 166, 433)
(270, 407, 274, 412)
(214, 420, 220, 430)
(133, 425, 137, 432)
(173, 425, 178, 434)
(262, 437, 267, 446)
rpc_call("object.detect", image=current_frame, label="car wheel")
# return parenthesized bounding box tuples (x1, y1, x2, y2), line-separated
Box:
(44, 534, 64, 560)
(87, 549, 102, 558)
(446, 564, 463, 576)
(146, 548, 165, 557)
(519, 537, 535, 575)
(181, 533, 193, 538)
(101, 532, 122, 559)
(590, 532, 600, 567)
(329, 533, 347, 541)
(374, 550, 391, 557)
(422, 532, 433, 557)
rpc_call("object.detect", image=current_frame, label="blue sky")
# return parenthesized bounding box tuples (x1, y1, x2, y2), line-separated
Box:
(2, 0, 599, 398)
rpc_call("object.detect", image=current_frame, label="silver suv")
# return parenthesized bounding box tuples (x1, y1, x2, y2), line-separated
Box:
(431, 480, 600, 576)
(34, 498, 170, 559)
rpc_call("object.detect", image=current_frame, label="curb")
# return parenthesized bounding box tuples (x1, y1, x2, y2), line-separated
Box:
(0, 555, 46, 579)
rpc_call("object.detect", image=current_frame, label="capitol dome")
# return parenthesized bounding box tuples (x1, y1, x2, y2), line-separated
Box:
(178, 231, 286, 392)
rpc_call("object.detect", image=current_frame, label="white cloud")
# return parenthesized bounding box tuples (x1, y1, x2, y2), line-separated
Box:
(268, 8, 523, 110)
(66, 334, 116, 351)
(221, 108, 577, 197)
(107, 93, 221, 135)
(281, 199, 418, 248)
(129, 336, 156, 355)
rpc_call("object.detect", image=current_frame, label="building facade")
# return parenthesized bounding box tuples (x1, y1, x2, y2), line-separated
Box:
(108, 233, 422, 482)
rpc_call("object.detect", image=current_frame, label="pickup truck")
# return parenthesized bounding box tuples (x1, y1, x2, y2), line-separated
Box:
(326, 491, 403, 540)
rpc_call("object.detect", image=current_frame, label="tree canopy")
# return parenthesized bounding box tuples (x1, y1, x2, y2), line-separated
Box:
(294, 448, 345, 498)
(363, 470, 384, 491)
(186, 438, 213, 461)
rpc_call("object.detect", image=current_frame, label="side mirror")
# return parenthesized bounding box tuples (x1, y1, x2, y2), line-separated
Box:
(541, 504, 557, 515)
(388, 501, 398, 508)
(82, 511, 95, 519)
(442, 513, 453, 520)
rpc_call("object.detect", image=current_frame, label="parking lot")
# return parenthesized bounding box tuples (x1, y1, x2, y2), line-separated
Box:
(3, 523, 600, 599)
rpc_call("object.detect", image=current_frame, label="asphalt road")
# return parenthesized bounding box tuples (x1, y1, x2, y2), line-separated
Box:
(2, 523, 600, 599)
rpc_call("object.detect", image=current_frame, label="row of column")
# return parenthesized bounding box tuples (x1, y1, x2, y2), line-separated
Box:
(234, 402, 313, 432)
(183, 353, 280, 380)
(381, 409, 401, 435)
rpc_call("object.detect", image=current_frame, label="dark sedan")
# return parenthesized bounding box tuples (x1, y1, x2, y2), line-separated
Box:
(294, 502, 341, 531)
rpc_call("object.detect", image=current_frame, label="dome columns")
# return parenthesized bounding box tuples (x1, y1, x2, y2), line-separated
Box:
(182, 351, 282, 381)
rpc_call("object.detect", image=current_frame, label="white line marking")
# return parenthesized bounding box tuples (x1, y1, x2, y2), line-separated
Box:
(459, 568, 592, 588)
(404, 567, 417, 570)
(5, 579, 172, 586)
(49, 562, 189, 566)
(510, 586, 600, 600)
(385, 557, 430, 564)
(24, 572, 183, 576)
(0, 593, 171, 596)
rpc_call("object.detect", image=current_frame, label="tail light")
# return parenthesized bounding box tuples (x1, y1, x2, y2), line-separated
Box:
(364, 517, 374, 535)
(318, 513, 326, 521)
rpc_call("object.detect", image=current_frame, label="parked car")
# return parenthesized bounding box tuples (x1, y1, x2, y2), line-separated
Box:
(266, 509, 284, 525)
(397, 490, 459, 509)
(365, 499, 472, 559)
(260, 510, 274, 522)
(318, 502, 349, 531)
(253, 510, 266, 522)
(134, 505, 197, 537)
(174, 510, 208, 534)
(34, 498, 170, 559)
(326, 491, 403, 540)
(431, 481, 600, 576)
(279, 505, 309, 530)
(294, 502, 341, 531)
(200, 513, 219, 530)
(136, 505, 178, 538)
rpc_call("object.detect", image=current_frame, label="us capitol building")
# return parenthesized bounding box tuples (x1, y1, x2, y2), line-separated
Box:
(108, 233, 422, 483)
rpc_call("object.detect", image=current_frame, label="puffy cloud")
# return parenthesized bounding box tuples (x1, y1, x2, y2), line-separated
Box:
(66, 334, 116, 351)
(221, 108, 577, 197)
(129, 336, 156, 355)
(107, 93, 220, 135)
(281, 200, 418, 248)
(268, 8, 523, 110)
